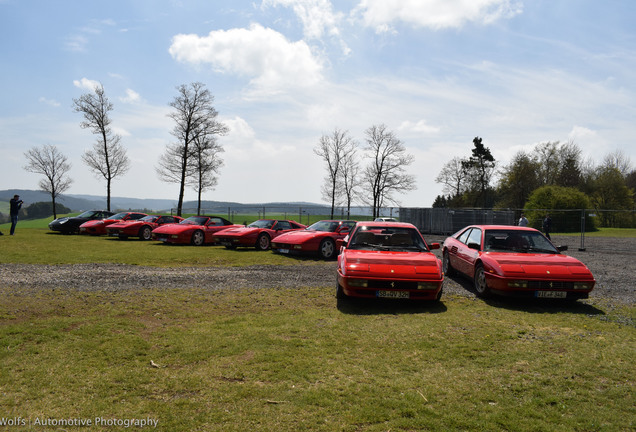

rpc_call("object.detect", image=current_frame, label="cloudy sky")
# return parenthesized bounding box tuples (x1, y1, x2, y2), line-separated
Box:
(1, 0, 634, 207)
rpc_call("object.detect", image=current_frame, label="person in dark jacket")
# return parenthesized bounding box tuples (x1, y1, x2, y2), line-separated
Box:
(9, 194, 23, 235)
(542, 214, 552, 240)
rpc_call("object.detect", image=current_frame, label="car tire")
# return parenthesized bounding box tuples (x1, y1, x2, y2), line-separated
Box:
(473, 263, 491, 298)
(256, 233, 271, 250)
(319, 238, 336, 260)
(139, 226, 152, 241)
(442, 250, 455, 276)
(191, 230, 205, 246)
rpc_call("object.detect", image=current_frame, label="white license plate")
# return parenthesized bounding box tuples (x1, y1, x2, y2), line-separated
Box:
(377, 290, 409, 299)
(536, 291, 567, 298)
(278, 248, 289, 254)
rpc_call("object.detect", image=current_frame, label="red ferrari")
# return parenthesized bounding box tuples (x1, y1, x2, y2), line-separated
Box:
(79, 212, 147, 235)
(152, 216, 242, 246)
(336, 222, 444, 301)
(106, 215, 183, 240)
(442, 225, 595, 300)
(271, 220, 356, 259)
(213, 219, 306, 250)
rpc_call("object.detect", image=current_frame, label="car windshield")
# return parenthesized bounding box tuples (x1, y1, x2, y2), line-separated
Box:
(248, 220, 275, 229)
(77, 210, 100, 218)
(140, 215, 158, 222)
(484, 230, 558, 253)
(348, 226, 429, 252)
(306, 221, 340, 232)
(180, 216, 209, 225)
(110, 212, 129, 220)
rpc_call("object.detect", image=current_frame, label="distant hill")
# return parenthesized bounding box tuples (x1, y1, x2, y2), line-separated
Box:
(0, 189, 331, 214)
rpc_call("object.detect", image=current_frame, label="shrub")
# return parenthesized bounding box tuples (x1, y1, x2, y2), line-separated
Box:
(524, 185, 596, 232)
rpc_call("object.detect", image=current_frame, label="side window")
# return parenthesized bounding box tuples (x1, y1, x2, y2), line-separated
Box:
(467, 228, 482, 248)
(457, 228, 472, 244)
(131, 213, 146, 220)
(275, 221, 292, 230)
(208, 218, 221, 226)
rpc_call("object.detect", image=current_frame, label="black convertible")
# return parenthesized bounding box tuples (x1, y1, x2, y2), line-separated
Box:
(48, 210, 115, 234)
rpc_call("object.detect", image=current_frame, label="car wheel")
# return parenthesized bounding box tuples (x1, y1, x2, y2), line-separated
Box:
(256, 233, 271, 250)
(191, 230, 205, 246)
(442, 250, 455, 276)
(319, 238, 336, 260)
(139, 226, 152, 241)
(473, 264, 491, 298)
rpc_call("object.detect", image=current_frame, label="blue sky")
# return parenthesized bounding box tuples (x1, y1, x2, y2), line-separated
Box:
(1, 0, 634, 207)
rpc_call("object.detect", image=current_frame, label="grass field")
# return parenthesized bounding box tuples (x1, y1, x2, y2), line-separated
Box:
(0, 228, 635, 431)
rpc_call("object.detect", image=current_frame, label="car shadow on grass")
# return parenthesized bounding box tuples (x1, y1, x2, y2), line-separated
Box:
(336, 297, 447, 315)
(446, 275, 605, 316)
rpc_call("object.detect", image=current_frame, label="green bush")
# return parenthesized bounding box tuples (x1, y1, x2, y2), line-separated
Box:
(524, 185, 596, 232)
(24, 201, 72, 220)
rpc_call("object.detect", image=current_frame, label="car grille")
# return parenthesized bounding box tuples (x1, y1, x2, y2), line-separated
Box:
(527, 280, 574, 290)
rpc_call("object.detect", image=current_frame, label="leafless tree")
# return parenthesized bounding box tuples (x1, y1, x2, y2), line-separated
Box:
(435, 156, 469, 197)
(361, 124, 416, 219)
(340, 145, 361, 218)
(188, 133, 226, 215)
(314, 128, 356, 218)
(72, 84, 129, 211)
(157, 82, 227, 216)
(23, 144, 73, 219)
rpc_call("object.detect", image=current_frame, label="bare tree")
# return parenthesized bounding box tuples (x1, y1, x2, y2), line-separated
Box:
(157, 82, 226, 216)
(23, 144, 73, 219)
(188, 133, 226, 215)
(362, 124, 416, 219)
(340, 145, 361, 218)
(435, 156, 469, 198)
(314, 128, 356, 219)
(72, 83, 129, 211)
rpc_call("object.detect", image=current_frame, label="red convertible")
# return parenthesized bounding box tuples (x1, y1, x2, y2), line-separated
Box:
(213, 219, 306, 250)
(152, 216, 242, 246)
(336, 221, 444, 301)
(271, 220, 356, 259)
(106, 215, 183, 240)
(79, 212, 147, 235)
(442, 225, 595, 300)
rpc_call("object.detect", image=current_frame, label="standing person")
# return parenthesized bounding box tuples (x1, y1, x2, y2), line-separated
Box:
(9, 194, 23, 235)
(542, 214, 552, 240)
(518, 214, 528, 227)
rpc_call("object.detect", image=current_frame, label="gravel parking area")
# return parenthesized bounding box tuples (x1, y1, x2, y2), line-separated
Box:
(0, 236, 633, 304)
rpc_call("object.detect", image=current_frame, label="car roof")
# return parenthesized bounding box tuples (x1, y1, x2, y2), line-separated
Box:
(355, 221, 416, 229)
(465, 225, 540, 232)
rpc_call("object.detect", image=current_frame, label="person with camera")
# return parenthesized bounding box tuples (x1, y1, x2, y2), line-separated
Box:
(9, 194, 23, 235)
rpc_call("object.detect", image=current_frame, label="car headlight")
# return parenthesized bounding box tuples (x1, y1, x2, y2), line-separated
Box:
(348, 279, 368, 288)
(293, 245, 303, 250)
(573, 282, 592, 290)
(171, 235, 179, 239)
(508, 280, 528, 288)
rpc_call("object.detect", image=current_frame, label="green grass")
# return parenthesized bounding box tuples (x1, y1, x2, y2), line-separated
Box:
(0, 289, 633, 431)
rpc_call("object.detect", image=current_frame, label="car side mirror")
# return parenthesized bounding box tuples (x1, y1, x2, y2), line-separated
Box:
(468, 242, 481, 251)
(557, 245, 568, 252)
(429, 242, 440, 250)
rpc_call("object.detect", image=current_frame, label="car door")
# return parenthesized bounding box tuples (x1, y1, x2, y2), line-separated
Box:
(271, 220, 293, 239)
(462, 228, 483, 278)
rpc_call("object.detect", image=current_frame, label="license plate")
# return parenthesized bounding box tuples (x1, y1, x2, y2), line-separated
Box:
(278, 249, 289, 254)
(536, 291, 567, 298)
(377, 290, 409, 299)
(159, 238, 167, 242)
(220, 241, 232, 246)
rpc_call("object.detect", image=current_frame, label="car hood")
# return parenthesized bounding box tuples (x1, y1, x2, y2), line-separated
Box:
(216, 227, 259, 237)
(107, 221, 140, 228)
(483, 252, 594, 278)
(341, 250, 441, 277)
(153, 224, 199, 234)
(274, 230, 328, 243)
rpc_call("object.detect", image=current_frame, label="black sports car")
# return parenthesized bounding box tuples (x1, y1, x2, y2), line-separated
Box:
(48, 210, 115, 234)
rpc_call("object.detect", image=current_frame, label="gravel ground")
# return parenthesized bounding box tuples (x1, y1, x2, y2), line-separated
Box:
(0, 235, 633, 304)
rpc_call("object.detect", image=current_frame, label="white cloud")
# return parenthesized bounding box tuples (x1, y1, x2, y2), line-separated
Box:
(73, 78, 101, 91)
(261, 0, 350, 54)
(65, 34, 89, 52)
(398, 119, 441, 134)
(354, 0, 522, 32)
(38, 97, 61, 107)
(169, 23, 324, 93)
(120, 89, 141, 104)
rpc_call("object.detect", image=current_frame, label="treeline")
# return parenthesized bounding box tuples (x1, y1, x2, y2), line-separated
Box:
(0, 202, 72, 224)
(433, 138, 635, 228)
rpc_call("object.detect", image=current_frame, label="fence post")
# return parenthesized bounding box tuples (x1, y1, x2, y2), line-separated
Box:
(579, 209, 586, 251)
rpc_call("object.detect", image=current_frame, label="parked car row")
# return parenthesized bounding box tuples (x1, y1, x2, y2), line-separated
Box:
(48, 211, 596, 303)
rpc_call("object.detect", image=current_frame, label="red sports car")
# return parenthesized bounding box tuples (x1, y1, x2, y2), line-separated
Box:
(213, 219, 307, 250)
(442, 225, 595, 300)
(79, 212, 148, 235)
(271, 220, 356, 259)
(105, 215, 183, 240)
(152, 216, 242, 246)
(336, 221, 444, 301)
